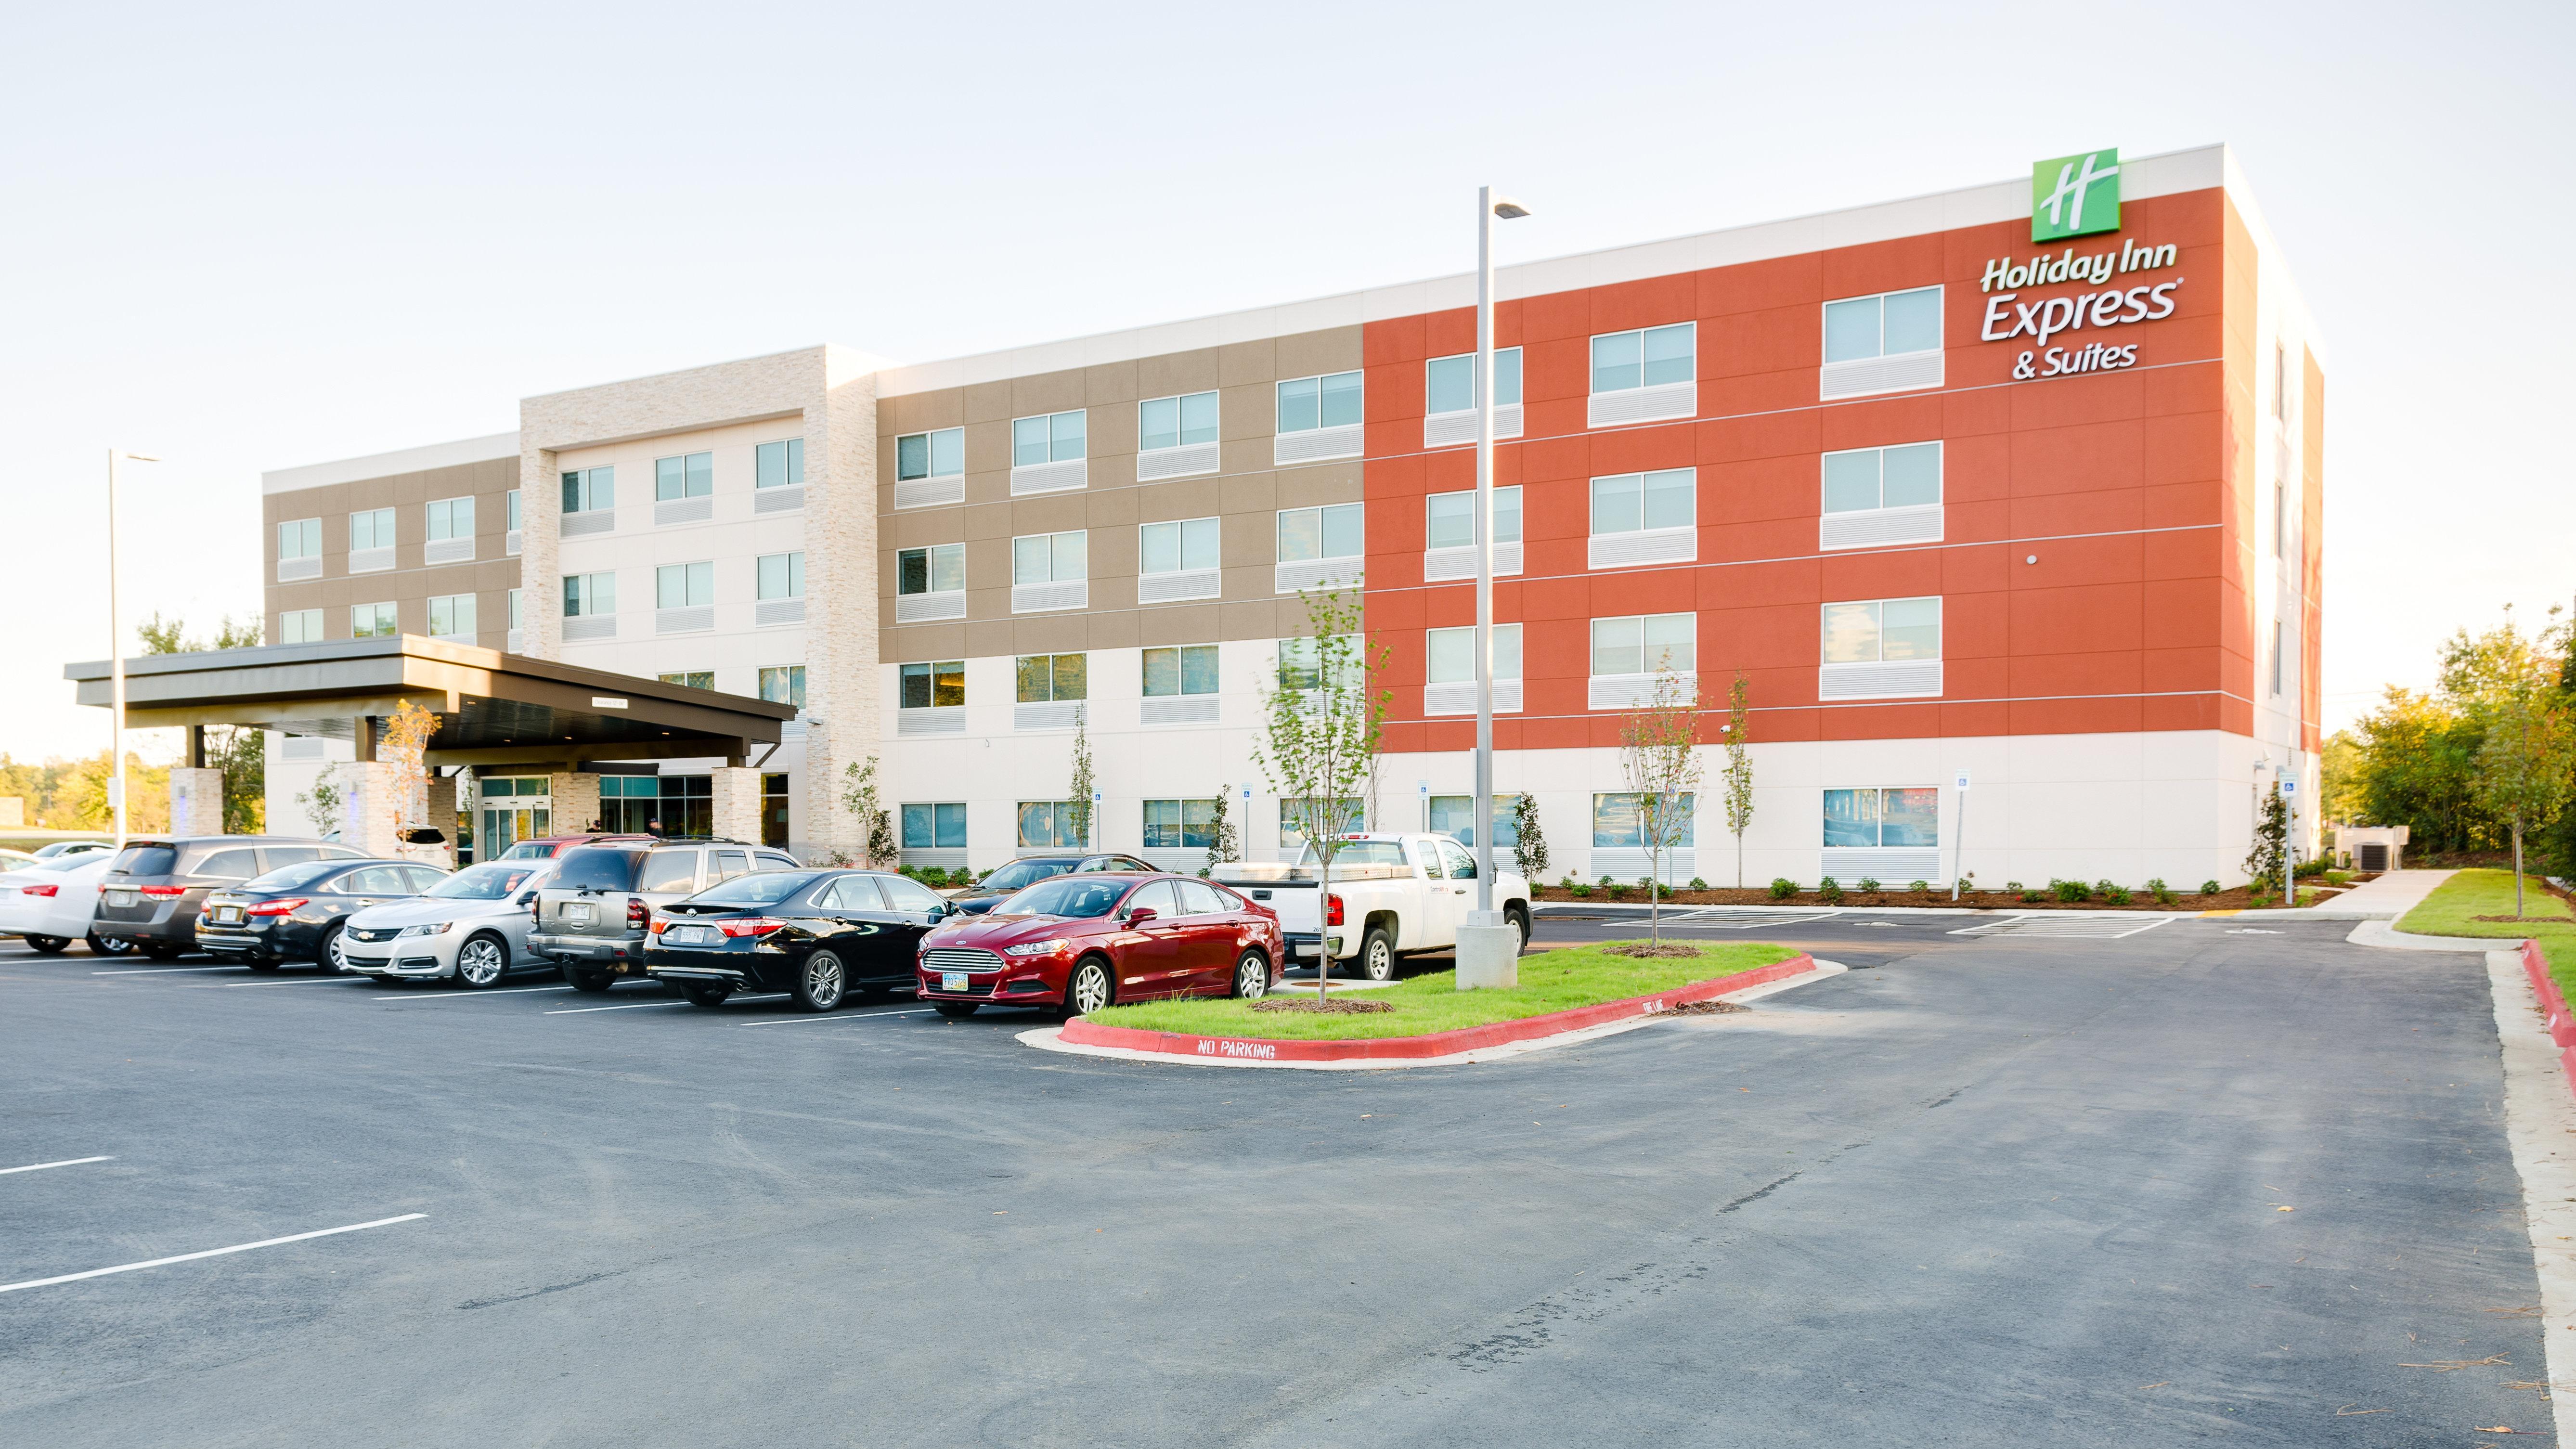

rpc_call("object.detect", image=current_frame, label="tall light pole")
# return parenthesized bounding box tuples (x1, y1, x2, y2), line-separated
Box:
(106, 448, 158, 850)
(1471, 186, 1530, 926)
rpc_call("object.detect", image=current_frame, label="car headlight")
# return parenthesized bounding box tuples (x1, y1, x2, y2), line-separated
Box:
(1002, 938, 1070, 957)
(398, 921, 455, 938)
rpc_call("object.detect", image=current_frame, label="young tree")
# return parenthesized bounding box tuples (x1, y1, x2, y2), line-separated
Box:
(2468, 617, 2576, 918)
(2244, 785, 2288, 895)
(1065, 707, 1096, 849)
(1510, 793, 1549, 882)
(840, 757, 897, 867)
(377, 701, 440, 833)
(296, 765, 342, 838)
(1720, 671, 1754, 888)
(1203, 784, 1240, 875)
(1618, 666, 1703, 944)
(1250, 588, 1387, 1002)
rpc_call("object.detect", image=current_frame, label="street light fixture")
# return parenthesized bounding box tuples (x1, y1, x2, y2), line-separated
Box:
(106, 448, 158, 850)
(1471, 187, 1531, 927)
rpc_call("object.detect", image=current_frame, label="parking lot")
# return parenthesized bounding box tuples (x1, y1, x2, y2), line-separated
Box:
(0, 911, 2555, 1446)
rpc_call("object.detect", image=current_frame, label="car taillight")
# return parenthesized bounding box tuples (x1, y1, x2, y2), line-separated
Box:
(626, 897, 648, 928)
(1325, 893, 1345, 926)
(716, 918, 786, 938)
(139, 885, 187, 898)
(246, 898, 308, 917)
(21, 884, 57, 898)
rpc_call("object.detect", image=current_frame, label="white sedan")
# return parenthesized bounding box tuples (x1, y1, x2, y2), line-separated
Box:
(341, 860, 558, 988)
(0, 855, 133, 956)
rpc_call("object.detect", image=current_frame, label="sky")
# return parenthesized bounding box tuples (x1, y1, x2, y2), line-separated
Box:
(2, 0, 2568, 765)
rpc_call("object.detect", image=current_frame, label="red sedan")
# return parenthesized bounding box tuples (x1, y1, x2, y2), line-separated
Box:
(915, 872, 1283, 1019)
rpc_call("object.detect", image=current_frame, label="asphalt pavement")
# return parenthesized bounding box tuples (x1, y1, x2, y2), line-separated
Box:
(0, 912, 2551, 1446)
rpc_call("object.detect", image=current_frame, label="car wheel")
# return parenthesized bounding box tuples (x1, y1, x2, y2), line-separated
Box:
(680, 984, 732, 1009)
(454, 934, 508, 989)
(562, 966, 614, 993)
(318, 924, 348, 974)
(1231, 951, 1269, 1000)
(1064, 957, 1114, 1017)
(86, 932, 133, 957)
(246, 957, 283, 973)
(793, 949, 848, 1012)
(1358, 929, 1396, 982)
(22, 935, 68, 955)
(1505, 905, 1532, 952)
(932, 999, 980, 1019)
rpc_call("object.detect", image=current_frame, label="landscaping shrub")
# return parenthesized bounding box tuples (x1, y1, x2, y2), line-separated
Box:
(2294, 857, 2330, 878)
(1768, 878, 1798, 901)
(1855, 877, 1881, 893)
(2004, 880, 2022, 893)
(1817, 877, 1844, 905)
(2020, 887, 2048, 904)
(2053, 878, 2090, 903)
(2093, 879, 2116, 899)
(2199, 879, 2222, 895)
(2146, 877, 2176, 906)
(1605, 883, 1629, 901)
(1637, 876, 1660, 899)
(1908, 880, 1930, 893)
(1598, 874, 1615, 889)
(2103, 885, 2134, 906)
(1569, 883, 1592, 899)
(1688, 877, 1709, 892)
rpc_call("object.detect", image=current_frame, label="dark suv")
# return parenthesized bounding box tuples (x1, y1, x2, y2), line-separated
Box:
(528, 839, 801, 991)
(946, 853, 1155, 915)
(93, 836, 369, 960)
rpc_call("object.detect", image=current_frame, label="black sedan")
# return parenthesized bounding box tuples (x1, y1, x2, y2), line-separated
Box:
(945, 853, 1154, 915)
(195, 859, 448, 972)
(643, 868, 959, 1011)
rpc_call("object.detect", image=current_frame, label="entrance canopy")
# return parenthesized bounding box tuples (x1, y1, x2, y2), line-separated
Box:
(65, 636, 796, 769)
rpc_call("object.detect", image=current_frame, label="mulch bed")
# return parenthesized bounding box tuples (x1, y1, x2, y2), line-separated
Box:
(1251, 997, 1393, 1015)
(1663, 998, 1748, 1016)
(1531, 875, 2380, 913)
(1602, 943, 1704, 958)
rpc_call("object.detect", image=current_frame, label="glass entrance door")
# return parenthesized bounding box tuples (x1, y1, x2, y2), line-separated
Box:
(477, 778, 553, 854)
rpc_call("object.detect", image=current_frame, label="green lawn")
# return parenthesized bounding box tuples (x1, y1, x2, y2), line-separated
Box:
(2396, 868, 2576, 995)
(1082, 940, 1802, 1041)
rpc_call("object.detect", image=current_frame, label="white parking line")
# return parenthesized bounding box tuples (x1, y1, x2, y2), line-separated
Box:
(189, 976, 363, 988)
(0, 1213, 427, 1294)
(92, 965, 243, 975)
(737, 1008, 937, 1027)
(543, 1000, 693, 1015)
(0, 1155, 113, 1176)
(377, 985, 574, 1004)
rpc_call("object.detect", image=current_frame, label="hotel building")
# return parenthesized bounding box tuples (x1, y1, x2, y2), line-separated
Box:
(259, 142, 2324, 889)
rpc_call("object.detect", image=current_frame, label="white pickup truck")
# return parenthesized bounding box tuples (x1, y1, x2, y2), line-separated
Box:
(1212, 834, 1531, 980)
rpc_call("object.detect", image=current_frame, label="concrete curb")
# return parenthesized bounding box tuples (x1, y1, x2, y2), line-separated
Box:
(2481, 950, 2576, 1433)
(1018, 956, 1846, 1071)
(2345, 919, 2520, 953)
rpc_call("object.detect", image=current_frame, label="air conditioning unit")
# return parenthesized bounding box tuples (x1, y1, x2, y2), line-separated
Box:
(2332, 824, 2408, 873)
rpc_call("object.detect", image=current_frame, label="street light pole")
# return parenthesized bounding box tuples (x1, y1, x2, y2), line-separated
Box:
(1471, 185, 1529, 926)
(105, 448, 158, 851)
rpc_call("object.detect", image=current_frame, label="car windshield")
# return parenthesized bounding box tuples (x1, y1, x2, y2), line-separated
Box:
(997, 876, 1132, 919)
(243, 861, 346, 892)
(427, 863, 546, 900)
(107, 845, 178, 876)
(1295, 840, 1411, 868)
(499, 841, 557, 861)
(980, 858, 1074, 894)
(688, 872, 822, 908)
(550, 847, 647, 892)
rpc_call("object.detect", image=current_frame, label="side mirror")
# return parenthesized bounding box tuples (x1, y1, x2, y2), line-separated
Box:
(515, 891, 536, 906)
(928, 902, 951, 921)
(1125, 906, 1158, 927)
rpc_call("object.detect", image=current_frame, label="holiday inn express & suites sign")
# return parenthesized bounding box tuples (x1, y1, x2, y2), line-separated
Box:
(2032, 147, 2120, 242)
(1967, 145, 2187, 378)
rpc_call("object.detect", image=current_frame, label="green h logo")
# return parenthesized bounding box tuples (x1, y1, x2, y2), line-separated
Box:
(2032, 148, 2121, 242)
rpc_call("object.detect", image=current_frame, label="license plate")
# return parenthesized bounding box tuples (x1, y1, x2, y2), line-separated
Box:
(212, 906, 242, 924)
(942, 972, 968, 992)
(666, 925, 710, 945)
(107, 890, 135, 907)
(565, 903, 593, 924)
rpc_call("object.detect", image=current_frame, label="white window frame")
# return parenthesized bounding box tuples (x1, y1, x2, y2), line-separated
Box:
(897, 660, 967, 735)
(427, 593, 476, 641)
(561, 466, 615, 537)
(1424, 623, 1523, 715)
(1138, 516, 1222, 604)
(1818, 596, 1942, 700)
(424, 496, 475, 565)
(1011, 530, 1088, 613)
(350, 601, 399, 639)
(1010, 411, 1087, 496)
(1273, 370, 1364, 465)
(1013, 651, 1089, 731)
(758, 665, 806, 710)
(1819, 441, 1944, 550)
(1423, 486, 1521, 581)
(1820, 285, 1944, 400)
(1587, 469, 1696, 569)
(656, 561, 715, 635)
(1819, 785, 1945, 885)
(276, 517, 323, 582)
(1424, 347, 1523, 448)
(894, 427, 965, 509)
(505, 588, 523, 652)
(755, 551, 806, 628)
(348, 507, 396, 572)
(1589, 791, 1697, 884)
(1140, 644, 1221, 725)
(1587, 322, 1696, 428)
(1587, 613, 1696, 711)
(562, 571, 616, 641)
(1137, 390, 1220, 480)
(504, 489, 522, 556)
(894, 543, 966, 623)
(1273, 503, 1364, 595)
(279, 608, 323, 645)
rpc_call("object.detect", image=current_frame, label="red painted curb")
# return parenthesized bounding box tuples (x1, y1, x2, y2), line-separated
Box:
(2526, 940, 2576, 1048)
(1055, 953, 1819, 1063)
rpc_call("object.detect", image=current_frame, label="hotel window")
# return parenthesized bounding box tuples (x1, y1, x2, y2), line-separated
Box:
(1274, 370, 1363, 464)
(1820, 442, 1943, 549)
(563, 572, 616, 615)
(1138, 391, 1219, 480)
(1425, 623, 1523, 715)
(655, 451, 714, 501)
(758, 665, 805, 709)
(1011, 530, 1088, 613)
(1426, 348, 1522, 414)
(507, 588, 523, 631)
(757, 552, 805, 600)
(1588, 323, 1696, 427)
(1144, 644, 1219, 698)
(1423, 487, 1522, 581)
(561, 466, 614, 514)
(2273, 342, 2289, 422)
(1016, 653, 1088, 704)
(1429, 794, 1521, 849)
(1017, 801, 1087, 849)
(1592, 792, 1694, 848)
(349, 508, 395, 550)
(1819, 596, 1942, 700)
(1139, 516, 1221, 603)
(276, 517, 323, 582)
(1820, 286, 1943, 399)
(895, 427, 965, 507)
(279, 608, 323, 645)
(1823, 788, 1939, 848)
(1588, 469, 1696, 569)
(504, 489, 522, 555)
(350, 601, 399, 639)
(1276, 635, 1362, 693)
(903, 802, 967, 850)
(1013, 411, 1087, 465)
(1142, 799, 1218, 851)
(755, 438, 804, 489)
(895, 543, 966, 623)
(656, 561, 714, 608)
(658, 671, 714, 690)
(426, 497, 473, 540)
(1277, 797, 1365, 848)
(2273, 480, 2286, 559)
(2271, 620, 2286, 697)
(899, 660, 965, 710)
(763, 772, 790, 847)
(427, 593, 476, 639)
(1274, 503, 1364, 594)
(1590, 613, 1696, 679)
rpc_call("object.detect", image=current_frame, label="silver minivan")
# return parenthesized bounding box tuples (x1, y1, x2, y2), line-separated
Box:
(527, 840, 800, 992)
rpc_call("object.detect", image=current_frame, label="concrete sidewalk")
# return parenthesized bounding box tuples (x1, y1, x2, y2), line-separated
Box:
(2293, 867, 2456, 919)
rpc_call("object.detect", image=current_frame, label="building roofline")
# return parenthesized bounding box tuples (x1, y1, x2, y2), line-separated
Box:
(261, 431, 520, 496)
